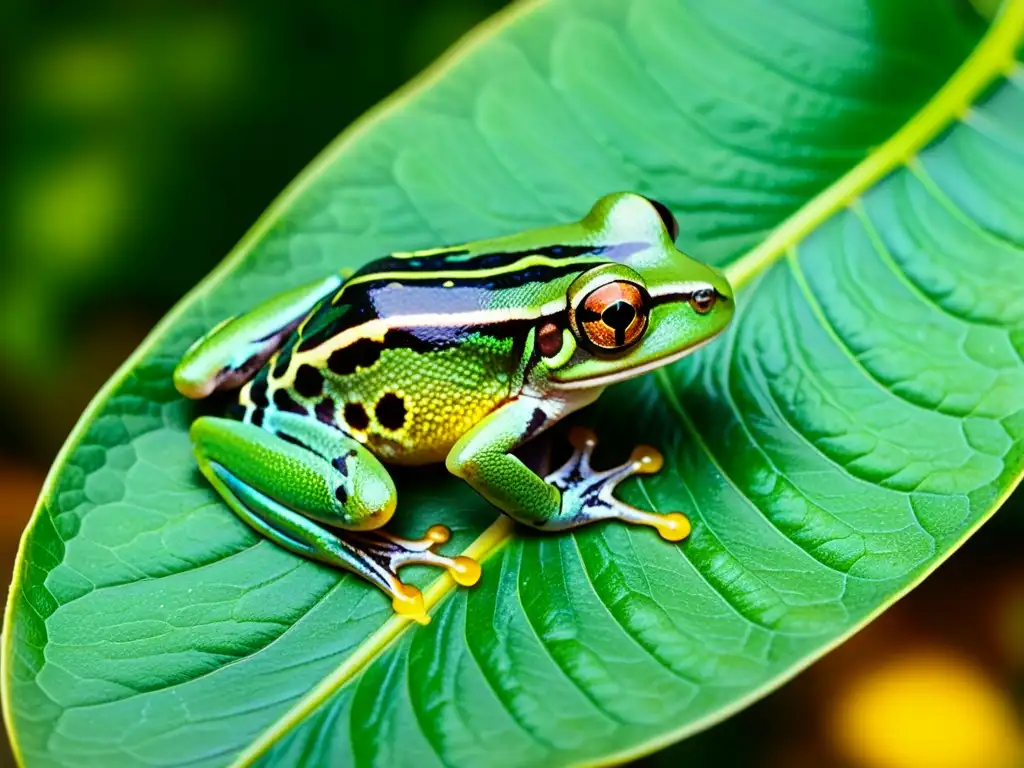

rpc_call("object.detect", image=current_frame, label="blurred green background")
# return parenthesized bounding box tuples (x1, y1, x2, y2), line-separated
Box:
(1, 2, 1021, 766)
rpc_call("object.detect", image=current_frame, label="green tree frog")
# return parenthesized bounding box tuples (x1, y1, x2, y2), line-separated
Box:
(174, 192, 734, 623)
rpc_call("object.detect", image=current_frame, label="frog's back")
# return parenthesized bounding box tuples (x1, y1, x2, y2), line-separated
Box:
(232, 239, 639, 464)
(232, 249, 533, 465)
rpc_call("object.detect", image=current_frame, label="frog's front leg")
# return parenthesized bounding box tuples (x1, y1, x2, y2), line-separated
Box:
(446, 397, 691, 541)
(191, 415, 480, 623)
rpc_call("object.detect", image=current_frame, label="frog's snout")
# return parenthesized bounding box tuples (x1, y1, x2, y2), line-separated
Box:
(713, 267, 734, 304)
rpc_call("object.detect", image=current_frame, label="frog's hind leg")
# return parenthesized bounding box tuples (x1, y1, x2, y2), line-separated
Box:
(190, 415, 479, 623)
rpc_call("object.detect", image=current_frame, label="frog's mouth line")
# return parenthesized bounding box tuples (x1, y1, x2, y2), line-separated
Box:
(548, 334, 720, 391)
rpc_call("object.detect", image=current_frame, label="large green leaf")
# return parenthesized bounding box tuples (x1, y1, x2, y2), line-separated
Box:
(5, 1, 1024, 765)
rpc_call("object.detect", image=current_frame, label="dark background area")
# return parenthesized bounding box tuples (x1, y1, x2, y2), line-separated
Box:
(1, 2, 1020, 766)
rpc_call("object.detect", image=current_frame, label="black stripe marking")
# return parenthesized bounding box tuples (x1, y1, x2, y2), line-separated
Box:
(297, 301, 369, 353)
(292, 241, 649, 362)
(352, 243, 605, 277)
(276, 432, 310, 451)
(337, 242, 646, 306)
(651, 288, 730, 307)
(355, 261, 590, 295)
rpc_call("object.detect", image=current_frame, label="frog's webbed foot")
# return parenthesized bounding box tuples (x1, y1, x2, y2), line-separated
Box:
(218, 463, 480, 625)
(347, 525, 481, 623)
(544, 427, 692, 541)
(191, 416, 481, 626)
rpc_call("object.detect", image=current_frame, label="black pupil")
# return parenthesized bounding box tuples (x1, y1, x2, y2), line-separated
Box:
(602, 301, 635, 345)
(695, 289, 713, 305)
(602, 301, 635, 329)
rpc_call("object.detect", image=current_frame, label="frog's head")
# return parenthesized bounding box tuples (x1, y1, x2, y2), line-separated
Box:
(542, 192, 735, 390)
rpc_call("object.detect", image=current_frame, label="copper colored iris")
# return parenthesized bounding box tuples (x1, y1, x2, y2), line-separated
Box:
(577, 281, 649, 351)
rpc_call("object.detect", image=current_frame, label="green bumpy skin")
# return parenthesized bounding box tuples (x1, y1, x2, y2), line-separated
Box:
(174, 192, 735, 623)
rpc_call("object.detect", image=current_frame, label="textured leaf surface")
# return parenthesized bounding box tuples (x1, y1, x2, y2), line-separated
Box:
(5, 1, 1024, 766)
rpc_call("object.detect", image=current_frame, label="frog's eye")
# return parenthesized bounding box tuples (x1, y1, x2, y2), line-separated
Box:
(642, 196, 679, 242)
(573, 280, 651, 353)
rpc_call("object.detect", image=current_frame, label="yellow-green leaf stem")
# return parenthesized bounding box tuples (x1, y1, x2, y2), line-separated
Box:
(728, 0, 1024, 290)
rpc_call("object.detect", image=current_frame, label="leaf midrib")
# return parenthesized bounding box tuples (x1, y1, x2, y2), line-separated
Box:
(228, 4, 1024, 765)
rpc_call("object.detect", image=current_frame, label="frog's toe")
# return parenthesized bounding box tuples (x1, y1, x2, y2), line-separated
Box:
(391, 583, 429, 625)
(383, 549, 480, 625)
(450, 556, 483, 586)
(340, 525, 483, 624)
(628, 445, 664, 475)
(651, 512, 691, 542)
(350, 524, 482, 597)
(545, 430, 691, 542)
(567, 426, 599, 454)
(392, 527, 481, 587)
